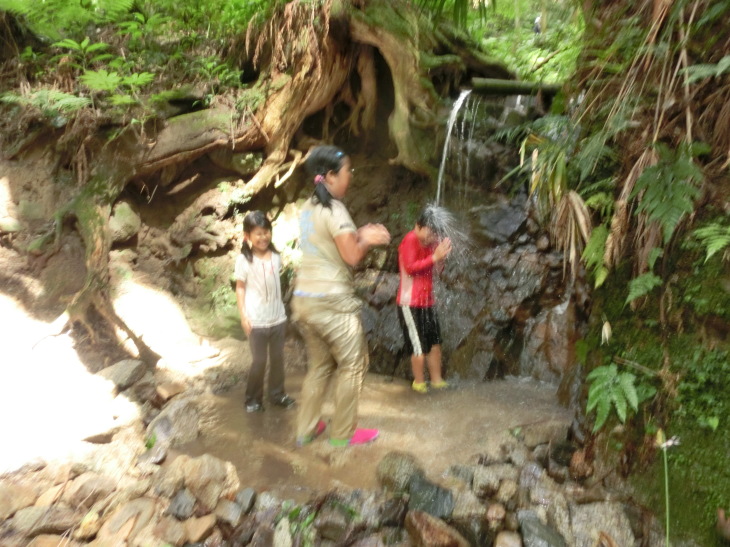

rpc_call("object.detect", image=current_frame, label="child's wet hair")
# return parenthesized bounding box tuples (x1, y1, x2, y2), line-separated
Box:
(305, 145, 348, 208)
(416, 205, 447, 238)
(241, 210, 277, 261)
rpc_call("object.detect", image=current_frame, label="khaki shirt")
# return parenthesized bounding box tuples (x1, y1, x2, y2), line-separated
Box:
(295, 198, 356, 295)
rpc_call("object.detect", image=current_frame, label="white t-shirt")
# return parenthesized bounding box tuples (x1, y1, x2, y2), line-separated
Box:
(234, 252, 286, 328)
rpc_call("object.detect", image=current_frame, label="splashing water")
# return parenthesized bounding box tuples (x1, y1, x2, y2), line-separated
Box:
(435, 89, 472, 206)
(419, 203, 472, 269)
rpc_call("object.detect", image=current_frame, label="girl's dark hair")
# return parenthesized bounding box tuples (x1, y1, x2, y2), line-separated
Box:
(304, 145, 347, 209)
(241, 210, 277, 262)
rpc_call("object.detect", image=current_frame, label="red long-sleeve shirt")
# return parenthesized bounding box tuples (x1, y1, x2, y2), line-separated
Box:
(397, 230, 436, 307)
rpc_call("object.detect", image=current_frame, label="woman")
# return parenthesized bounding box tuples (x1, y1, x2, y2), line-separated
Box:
(293, 145, 390, 447)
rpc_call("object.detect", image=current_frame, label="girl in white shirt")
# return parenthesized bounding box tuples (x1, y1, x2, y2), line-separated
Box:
(235, 211, 295, 413)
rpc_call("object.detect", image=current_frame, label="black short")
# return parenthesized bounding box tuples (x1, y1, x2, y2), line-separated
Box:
(398, 306, 442, 356)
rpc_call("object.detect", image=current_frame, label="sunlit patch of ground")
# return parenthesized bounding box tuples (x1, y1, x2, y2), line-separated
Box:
(0, 292, 139, 474)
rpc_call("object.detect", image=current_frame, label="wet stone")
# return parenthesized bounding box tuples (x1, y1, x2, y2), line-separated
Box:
(379, 496, 408, 527)
(446, 464, 475, 487)
(408, 473, 454, 519)
(376, 451, 424, 493)
(249, 523, 275, 547)
(66, 472, 116, 510)
(236, 487, 256, 514)
(167, 488, 196, 520)
(404, 510, 469, 547)
(473, 464, 519, 498)
(314, 502, 349, 542)
(518, 509, 567, 547)
(450, 516, 495, 547)
(214, 498, 243, 527)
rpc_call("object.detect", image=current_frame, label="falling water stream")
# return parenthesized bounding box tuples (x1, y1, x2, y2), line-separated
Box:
(435, 89, 472, 205)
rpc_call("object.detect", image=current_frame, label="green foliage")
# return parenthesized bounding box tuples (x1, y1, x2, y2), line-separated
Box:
(0, 0, 133, 39)
(582, 224, 609, 288)
(52, 37, 114, 69)
(693, 222, 730, 262)
(625, 272, 662, 305)
(676, 347, 729, 431)
(586, 363, 652, 432)
(0, 89, 92, 120)
(631, 143, 703, 244)
(682, 55, 730, 84)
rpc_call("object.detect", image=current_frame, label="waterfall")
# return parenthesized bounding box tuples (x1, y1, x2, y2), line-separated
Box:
(435, 89, 472, 205)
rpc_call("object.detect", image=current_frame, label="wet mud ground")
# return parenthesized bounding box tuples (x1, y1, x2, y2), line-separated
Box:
(182, 371, 573, 502)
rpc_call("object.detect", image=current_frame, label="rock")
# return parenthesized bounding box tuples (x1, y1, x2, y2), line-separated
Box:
(10, 506, 79, 537)
(570, 502, 635, 547)
(73, 510, 102, 540)
(236, 487, 257, 514)
(97, 359, 146, 391)
(184, 514, 216, 543)
(451, 490, 487, 522)
(446, 465, 475, 487)
(64, 472, 116, 510)
(496, 479, 518, 505)
(250, 522, 275, 546)
(34, 484, 63, 508)
(495, 530, 523, 547)
(404, 510, 469, 547)
(376, 451, 424, 493)
(274, 516, 293, 547)
(214, 498, 243, 527)
(408, 473, 454, 519)
(314, 502, 349, 542)
(27, 535, 83, 547)
(180, 453, 240, 511)
(157, 381, 186, 401)
(153, 516, 187, 546)
(167, 488, 197, 520)
(146, 397, 200, 447)
(96, 498, 156, 544)
(379, 496, 408, 527)
(109, 199, 142, 243)
(473, 464, 519, 497)
(487, 503, 506, 523)
(0, 481, 38, 519)
(517, 509, 567, 547)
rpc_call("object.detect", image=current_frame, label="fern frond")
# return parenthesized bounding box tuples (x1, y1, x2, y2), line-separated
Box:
(626, 272, 662, 305)
(694, 223, 730, 262)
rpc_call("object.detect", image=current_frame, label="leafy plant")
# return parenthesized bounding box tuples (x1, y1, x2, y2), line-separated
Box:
(625, 272, 662, 305)
(0, 89, 92, 119)
(52, 36, 114, 70)
(682, 55, 730, 84)
(586, 363, 655, 432)
(630, 143, 703, 245)
(693, 222, 730, 262)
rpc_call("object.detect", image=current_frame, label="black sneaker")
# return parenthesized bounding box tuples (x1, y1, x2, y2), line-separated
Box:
(246, 402, 264, 413)
(271, 394, 296, 409)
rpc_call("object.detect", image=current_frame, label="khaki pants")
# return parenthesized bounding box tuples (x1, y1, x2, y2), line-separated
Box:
(292, 294, 369, 441)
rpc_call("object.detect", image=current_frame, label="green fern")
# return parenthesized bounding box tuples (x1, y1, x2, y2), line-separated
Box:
(0, 0, 132, 39)
(0, 89, 91, 117)
(631, 143, 703, 244)
(80, 69, 123, 92)
(582, 224, 609, 288)
(694, 223, 730, 262)
(586, 364, 641, 432)
(683, 55, 730, 84)
(626, 272, 662, 304)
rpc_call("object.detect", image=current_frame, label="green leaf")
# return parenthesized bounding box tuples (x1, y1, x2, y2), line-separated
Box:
(80, 69, 122, 92)
(619, 373, 639, 411)
(594, 397, 611, 432)
(626, 273, 662, 304)
(647, 248, 663, 270)
(612, 386, 627, 423)
(121, 72, 155, 88)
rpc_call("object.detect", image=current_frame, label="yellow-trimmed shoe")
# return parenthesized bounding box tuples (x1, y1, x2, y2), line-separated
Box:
(411, 381, 428, 394)
(431, 380, 449, 390)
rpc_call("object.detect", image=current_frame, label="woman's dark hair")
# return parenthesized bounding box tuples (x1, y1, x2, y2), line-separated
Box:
(304, 145, 347, 208)
(241, 210, 277, 261)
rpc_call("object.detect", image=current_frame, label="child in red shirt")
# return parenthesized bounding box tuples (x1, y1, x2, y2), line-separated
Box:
(397, 206, 453, 393)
